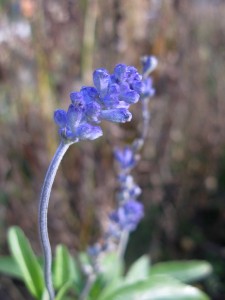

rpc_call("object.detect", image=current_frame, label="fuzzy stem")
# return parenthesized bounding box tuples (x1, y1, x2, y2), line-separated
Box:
(117, 230, 129, 259)
(39, 141, 72, 300)
(141, 96, 151, 141)
(79, 271, 96, 300)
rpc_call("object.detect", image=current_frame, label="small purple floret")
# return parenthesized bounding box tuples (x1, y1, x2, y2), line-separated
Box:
(54, 110, 67, 128)
(114, 147, 136, 169)
(141, 78, 155, 98)
(110, 200, 144, 232)
(141, 56, 158, 76)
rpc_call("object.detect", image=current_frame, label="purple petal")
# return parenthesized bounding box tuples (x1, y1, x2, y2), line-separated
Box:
(81, 86, 99, 104)
(132, 80, 145, 94)
(70, 91, 83, 104)
(126, 66, 141, 82)
(66, 104, 84, 130)
(100, 108, 132, 123)
(113, 64, 127, 82)
(75, 123, 103, 140)
(141, 78, 155, 98)
(120, 90, 140, 104)
(108, 83, 120, 95)
(141, 56, 158, 76)
(114, 146, 135, 169)
(93, 68, 110, 97)
(54, 109, 67, 128)
(102, 94, 120, 108)
(85, 102, 101, 123)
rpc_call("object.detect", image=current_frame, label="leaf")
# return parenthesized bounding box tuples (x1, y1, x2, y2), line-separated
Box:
(8, 226, 45, 299)
(89, 253, 124, 300)
(100, 252, 124, 282)
(55, 281, 74, 300)
(150, 260, 212, 283)
(53, 244, 80, 290)
(125, 255, 150, 283)
(0, 256, 23, 279)
(97, 279, 124, 300)
(41, 289, 49, 300)
(78, 252, 91, 265)
(98, 275, 210, 300)
(98, 275, 176, 300)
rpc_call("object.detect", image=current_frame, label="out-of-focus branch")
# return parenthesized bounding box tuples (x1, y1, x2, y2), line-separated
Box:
(81, 0, 98, 84)
(30, 0, 56, 154)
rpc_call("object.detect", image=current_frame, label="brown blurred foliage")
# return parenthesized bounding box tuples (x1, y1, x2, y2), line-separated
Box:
(0, 0, 225, 298)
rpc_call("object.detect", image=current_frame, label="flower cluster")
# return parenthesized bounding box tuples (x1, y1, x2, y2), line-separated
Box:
(110, 147, 144, 232)
(54, 64, 144, 142)
(87, 56, 157, 261)
(108, 56, 157, 238)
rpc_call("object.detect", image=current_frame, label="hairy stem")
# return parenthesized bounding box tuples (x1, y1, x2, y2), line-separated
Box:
(39, 141, 71, 300)
(141, 96, 151, 141)
(117, 230, 129, 259)
(79, 271, 96, 300)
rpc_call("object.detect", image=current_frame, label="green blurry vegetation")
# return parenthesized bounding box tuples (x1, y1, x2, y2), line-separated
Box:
(0, 226, 212, 300)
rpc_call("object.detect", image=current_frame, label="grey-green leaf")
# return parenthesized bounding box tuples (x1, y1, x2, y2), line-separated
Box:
(150, 260, 212, 283)
(7, 226, 44, 299)
(55, 281, 74, 300)
(97, 279, 124, 300)
(0, 256, 23, 279)
(53, 244, 80, 290)
(99, 275, 210, 300)
(100, 253, 124, 282)
(125, 255, 150, 283)
(89, 253, 124, 300)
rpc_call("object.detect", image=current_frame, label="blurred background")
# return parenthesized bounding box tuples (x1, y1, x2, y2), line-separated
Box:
(0, 0, 225, 299)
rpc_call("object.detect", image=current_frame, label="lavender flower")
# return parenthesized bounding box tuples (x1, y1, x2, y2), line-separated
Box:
(40, 63, 144, 300)
(54, 64, 144, 142)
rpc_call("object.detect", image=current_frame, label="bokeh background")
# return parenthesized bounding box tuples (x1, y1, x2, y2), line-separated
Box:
(0, 0, 225, 299)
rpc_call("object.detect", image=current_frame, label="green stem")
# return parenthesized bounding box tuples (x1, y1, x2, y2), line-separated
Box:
(39, 141, 72, 300)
